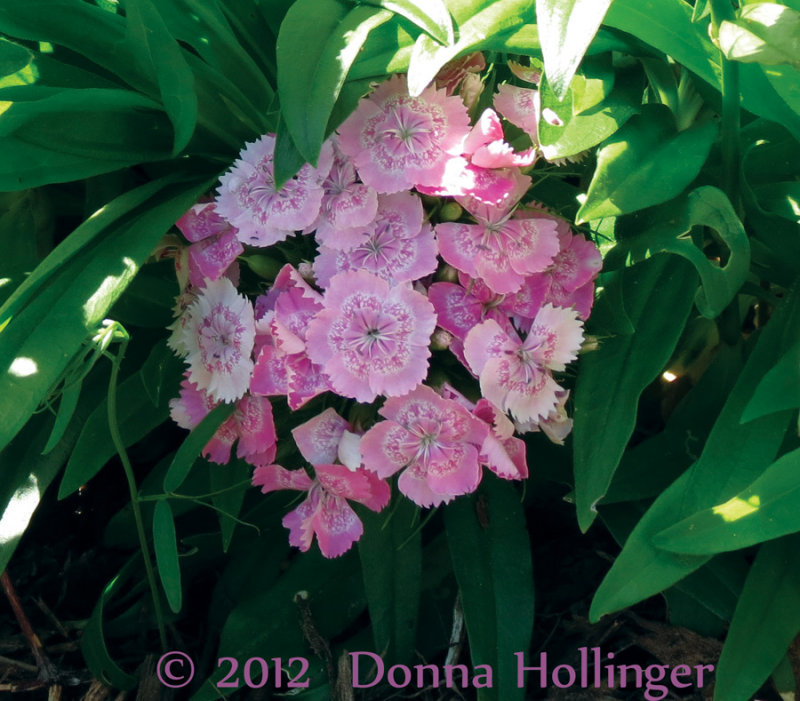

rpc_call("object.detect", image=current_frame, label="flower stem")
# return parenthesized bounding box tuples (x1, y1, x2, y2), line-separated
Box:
(107, 338, 168, 652)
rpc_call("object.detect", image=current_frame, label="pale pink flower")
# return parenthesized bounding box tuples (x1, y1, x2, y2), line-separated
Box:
(252, 464, 389, 558)
(360, 385, 489, 507)
(337, 74, 470, 194)
(170, 378, 277, 467)
(309, 140, 378, 249)
(215, 134, 333, 247)
(176, 277, 256, 403)
(313, 192, 437, 287)
(436, 198, 560, 295)
(292, 408, 363, 470)
(516, 389, 574, 444)
(463, 304, 583, 423)
(306, 270, 436, 403)
(493, 84, 540, 141)
(435, 52, 486, 110)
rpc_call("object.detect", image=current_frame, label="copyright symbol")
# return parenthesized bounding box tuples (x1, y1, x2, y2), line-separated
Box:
(156, 651, 195, 688)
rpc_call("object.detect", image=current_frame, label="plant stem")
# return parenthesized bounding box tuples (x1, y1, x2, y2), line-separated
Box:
(107, 339, 168, 652)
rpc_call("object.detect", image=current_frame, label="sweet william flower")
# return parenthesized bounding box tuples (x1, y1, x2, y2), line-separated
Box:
(360, 385, 489, 507)
(337, 74, 471, 194)
(215, 134, 333, 247)
(463, 304, 584, 423)
(306, 270, 436, 403)
(176, 277, 256, 403)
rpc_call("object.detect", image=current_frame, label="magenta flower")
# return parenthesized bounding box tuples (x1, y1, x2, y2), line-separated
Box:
(313, 192, 437, 287)
(360, 385, 489, 507)
(176, 201, 243, 288)
(215, 134, 333, 247)
(306, 270, 436, 403)
(436, 198, 560, 295)
(173, 277, 256, 403)
(337, 74, 470, 194)
(170, 378, 277, 467)
(463, 304, 584, 423)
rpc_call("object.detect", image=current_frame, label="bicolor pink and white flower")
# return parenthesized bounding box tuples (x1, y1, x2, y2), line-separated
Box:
(170, 378, 277, 467)
(216, 134, 333, 247)
(463, 304, 584, 423)
(337, 74, 471, 194)
(313, 192, 437, 287)
(173, 277, 256, 403)
(361, 385, 489, 507)
(436, 197, 560, 295)
(306, 270, 436, 403)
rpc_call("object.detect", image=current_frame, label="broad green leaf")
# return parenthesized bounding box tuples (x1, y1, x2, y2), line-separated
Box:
(0, 37, 33, 76)
(655, 446, 800, 554)
(0, 175, 212, 456)
(536, 0, 614, 100)
(81, 558, 139, 690)
(573, 255, 697, 531)
(139, 339, 185, 409)
(58, 366, 171, 498)
(604, 187, 750, 319)
(358, 496, 421, 665)
(590, 281, 800, 621)
(277, 0, 391, 164)
(407, 0, 533, 96)
(360, 0, 453, 45)
(753, 182, 800, 222)
(537, 67, 640, 160)
(576, 105, 717, 222)
(122, 0, 198, 155)
(719, 3, 800, 67)
(153, 500, 183, 613)
(444, 476, 534, 701)
(163, 403, 235, 493)
(713, 535, 800, 701)
(741, 340, 800, 423)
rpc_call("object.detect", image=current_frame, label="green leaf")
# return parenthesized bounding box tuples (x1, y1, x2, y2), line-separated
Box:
(358, 496, 421, 665)
(741, 340, 800, 423)
(0, 174, 211, 455)
(444, 476, 534, 701)
(359, 0, 453, 45)
(277, 0, 391, 164)
(58, 366, 171, 498)
(42, 380, 82, 454)
(753, 181, 800, 222)
(0, 37, 33, 77)
(81, 559, 139, 691)
(573, 255, 697, 531)
(153, 500, 183, 613)
(655, 446, 800, 555)
(407, 0, 533, 96)
(123, 0, 198, 154)
(604, 187, 750, 319)
(210, 459, 252, 552)
(163, 403, 236, 493)
(719, 3, 800, 68)
(537, 66, 640, 160)
(576, 105, 717, 222)
(590, 280, 800, 621)
(536, 0, 614, 100)
(713, 535, 800, 701)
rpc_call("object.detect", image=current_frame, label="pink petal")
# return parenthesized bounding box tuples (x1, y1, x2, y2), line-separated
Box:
(524, 303, 584, 372)
(493, 84, 539, 138)
(176, 202, 231, 243)
(398, 463, 453, 508)
(312, 492, 363, 558)
(425, 442, 482, 498)
(252, 464, 314, 493)
(292, 408, 349, 465)
(283, 493, 318, 552)
(360, 421, 413, 479)
(250, 344, 289, 396)
(188, 230, 244, 286)
(234, 395, 277, 466)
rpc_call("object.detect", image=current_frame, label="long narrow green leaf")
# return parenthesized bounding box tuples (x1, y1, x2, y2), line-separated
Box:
(537, 0, 614, 100)
(277, 0, 391, 165)
(358, 496, 421, 665)
(741, 340, 800, 423)
(360, 0, 453, 45)
(444, 476, 534, 701)
(713, 535, 800, 701)
(573, 255, 697, 531)
(153, 500, 183, 613)
(655, 446, 800, 554)
(590, 281, 800, 621)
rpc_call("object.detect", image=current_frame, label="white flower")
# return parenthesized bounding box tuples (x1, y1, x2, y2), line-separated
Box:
(176, 277, 256, 403)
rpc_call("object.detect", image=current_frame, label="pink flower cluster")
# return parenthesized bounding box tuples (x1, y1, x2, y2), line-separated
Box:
(164, 66, 602, 558)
